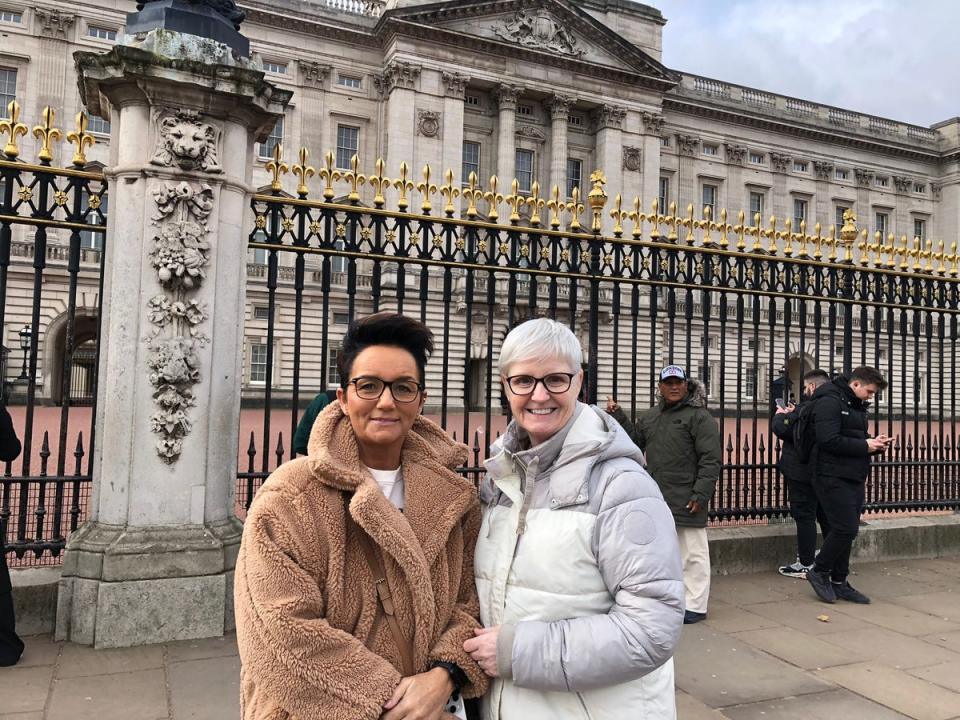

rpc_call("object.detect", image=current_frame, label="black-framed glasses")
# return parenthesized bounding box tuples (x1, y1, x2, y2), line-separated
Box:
(347, 376, 423, 403)
(504, 373, 576, 396)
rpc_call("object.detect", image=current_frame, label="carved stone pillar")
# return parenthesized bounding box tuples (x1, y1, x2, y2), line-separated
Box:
(594, 104, 626, 232)
(495, 84, 521, 186)
(55, 29, 291, 648)
(813, 160, 834, 230)
(383, 61, 421, 176)
(547, 95, 573, 195)
(641, 111, 665, 213)
(441, 71, 469, 191)
(35, 9, 75, 117)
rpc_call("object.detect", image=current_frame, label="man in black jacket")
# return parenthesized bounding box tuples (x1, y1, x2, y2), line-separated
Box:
(806, 367, 891, 605)
(0, 404, 23, 666)
(772, 368, 830, 578)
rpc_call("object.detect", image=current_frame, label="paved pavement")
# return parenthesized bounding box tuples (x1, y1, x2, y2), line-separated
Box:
(3, 556, 959, 719)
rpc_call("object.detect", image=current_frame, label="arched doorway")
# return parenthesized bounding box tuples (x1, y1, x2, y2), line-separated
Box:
(786, 352, 816, 401)
(44, 310, 99, 406)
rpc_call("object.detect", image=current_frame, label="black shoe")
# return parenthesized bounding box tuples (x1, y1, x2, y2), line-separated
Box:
(832, 581, 870, 604)
(683, 610, 707, 624)
(807, 568, 836, 603)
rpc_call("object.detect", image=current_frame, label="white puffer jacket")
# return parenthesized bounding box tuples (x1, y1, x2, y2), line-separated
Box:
(475, 404, 684, 720)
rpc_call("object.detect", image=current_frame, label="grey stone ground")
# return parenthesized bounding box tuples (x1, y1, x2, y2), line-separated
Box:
(2, 557, 959, 719)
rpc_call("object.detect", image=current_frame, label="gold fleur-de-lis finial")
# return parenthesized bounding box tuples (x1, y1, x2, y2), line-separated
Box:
(292, 147, 315, 197)
(701, 205, 714, 246)
(462, 171, 483, 219)
(936, 240, 947, 275)
(950, 241, 958, 277)
(681, 203, 696, 245)
(566, 186, 584, 231)
(66, 111, 96, 167)
(718, 208, 729, 248)
(526, 181, 545, 227)
(32, 106, 62, 164)
(796, 220, 808, 257)
(416, 164, 438, 213)
(0, 100, 28, 159)
(766, 216, 778, 255)
(649, 198, 661, 240)
(506, 179, 524, 224)
(344, 154, 366, 203)
(393, 162, 415, 212)
(368, 158, 390, 208)
(484, 175, 503, 222)
(609, 193, 627, 238)
(627, 196, 643, 240)
(318, 152, 339, 201)
(439, 168, 461, 217)
(266, 143, 289, 192)
(750, 212, 764, 253)
(546, 185, 564, 230)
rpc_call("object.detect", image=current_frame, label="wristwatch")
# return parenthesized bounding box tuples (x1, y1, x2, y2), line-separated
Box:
(429, 660, 468, 694)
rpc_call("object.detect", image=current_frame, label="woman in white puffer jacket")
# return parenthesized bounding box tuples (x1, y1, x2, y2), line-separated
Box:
(464, 317, 685, 720)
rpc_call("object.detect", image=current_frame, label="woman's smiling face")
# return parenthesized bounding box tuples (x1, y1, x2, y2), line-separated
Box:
(503, 357, 582, 446)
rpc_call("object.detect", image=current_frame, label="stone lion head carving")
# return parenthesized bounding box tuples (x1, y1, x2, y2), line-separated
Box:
(151, 111, 222, 173)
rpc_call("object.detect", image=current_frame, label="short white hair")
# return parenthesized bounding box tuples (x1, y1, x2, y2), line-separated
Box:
(498, 318, 582, 375)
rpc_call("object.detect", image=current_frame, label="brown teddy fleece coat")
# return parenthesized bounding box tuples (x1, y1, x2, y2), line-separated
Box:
(235, 403, 489, 720)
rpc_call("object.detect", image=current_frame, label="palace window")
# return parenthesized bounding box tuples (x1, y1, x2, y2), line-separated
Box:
(914, 218, 926, 240)
(875, 212, 888, 237)
(263, 61, 287, 75)
(793, 198, 808, 227)
(702, 143, 719, 157)
(337, 75, 361, 88)
(333, 312, 349, 325)
(701, 184, 717, 215)
(914, 182, 926, 194)
(253, 306, 270, 321)
(876, 176, 889, 188)
(660, 136, 670, 147)
(80, 190, 107, 251)
(515, 149, 534, 194)
(462, 141, 480, 184)
(835, 205, 850, 230)
(793, 160, 808, 173)
(658, 177, 670, 214)
(87, 114, 110, 135)
(0, 10, 21, 23)
(567, 114, 583, 127)
(87, 26, 117, 41)
(464, 94, 481, 107)
(749, 152, 765, 165)
(327, 345, 341, 387)
(517, 104, 533, 117)
(744, 364, 757, 399)
(835, 168, 849, 181)
(336, 124, 360, 170)
(259, 115, 284, 159)
(749, 191, 765, 219)
(566, 158, 582, 198)
(249, 344, 269, 384)
(0, 68, 16, 115)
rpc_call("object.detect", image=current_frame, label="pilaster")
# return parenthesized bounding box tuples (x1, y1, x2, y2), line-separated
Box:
(547, 95, 574, 196)
(494, 84, 521, 187)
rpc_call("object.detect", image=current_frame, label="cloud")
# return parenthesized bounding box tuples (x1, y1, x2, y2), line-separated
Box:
(649, 0, 959, 126)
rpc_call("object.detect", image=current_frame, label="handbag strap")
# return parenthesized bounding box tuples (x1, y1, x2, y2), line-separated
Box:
(357, 530, 416, 677)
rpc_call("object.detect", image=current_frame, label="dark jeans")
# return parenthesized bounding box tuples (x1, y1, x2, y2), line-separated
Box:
(812, 474, 865, 583)
(0, 537, 25, 666)
(786, 475, 831, 566)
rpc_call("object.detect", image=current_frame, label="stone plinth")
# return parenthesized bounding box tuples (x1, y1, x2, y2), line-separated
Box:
(55, 30, 291, 648)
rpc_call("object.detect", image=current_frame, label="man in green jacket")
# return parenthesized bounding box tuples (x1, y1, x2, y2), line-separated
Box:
(607, 365, 722, 624)
(292, 390, 332, 456)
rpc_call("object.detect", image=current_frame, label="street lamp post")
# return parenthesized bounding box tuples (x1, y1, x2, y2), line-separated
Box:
(17, 325, 31, 380)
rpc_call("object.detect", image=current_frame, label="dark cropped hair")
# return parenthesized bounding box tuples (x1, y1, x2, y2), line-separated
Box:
(803, 369, 830, 384)
(850, 365, 888, 390)
(338, 312, 434, 386)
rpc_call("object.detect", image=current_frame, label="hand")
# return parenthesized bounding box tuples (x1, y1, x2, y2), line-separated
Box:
(686, 499, 703, 514)
(867, 435, 891, 452)
(381, 668, 453, 720)
(463, 625, 500, 678)
(606, 396, 619, 414)
(775, 403, 795, 415)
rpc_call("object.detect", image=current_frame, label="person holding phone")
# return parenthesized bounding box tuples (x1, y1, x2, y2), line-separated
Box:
(805, 367, 891, 605)
(0, 403, 23, 666)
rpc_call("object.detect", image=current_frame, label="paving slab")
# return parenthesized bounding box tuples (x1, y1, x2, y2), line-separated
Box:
(168, 655, 241, 720)
(16, 636, 61, 669)
(700, 600, 781, 634)
(0, 714, 44, 720)
(675, 689, 727, 719)
(889, 591, 960, 621)
(830, 599, 960, 637)
(909, 659, 960, 693)
(739, 598, 872, 636)
(674, 626, 831, 708)
(0, 666, 53, 714)
(719, 688, 912, 720)
(732, 627, 865, 669)
(709, 575, 793, 605)
(45, 668, 169, 720)
(921, 630, 960, 654)
(56, 641, 165, 679)
(817, 661, 960, 720)
(166, 634, 239, 664)
(818, 626, 960, 670)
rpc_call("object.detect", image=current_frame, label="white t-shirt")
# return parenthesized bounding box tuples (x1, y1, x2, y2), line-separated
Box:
(365, 465, 404, 510)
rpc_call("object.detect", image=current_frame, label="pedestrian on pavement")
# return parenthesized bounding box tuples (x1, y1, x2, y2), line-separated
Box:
(0, 403, 24, 667)
(467, 318, 683, 719)
(235, 312, 487, 720)
(607, 365, 722, 624)
(772, 368, 831, 578)
(292, 389, 333, 456)
(806, 366, 891, 605)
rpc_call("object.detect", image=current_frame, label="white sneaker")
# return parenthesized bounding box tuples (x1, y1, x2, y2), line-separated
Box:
(778, 560, 814, 579)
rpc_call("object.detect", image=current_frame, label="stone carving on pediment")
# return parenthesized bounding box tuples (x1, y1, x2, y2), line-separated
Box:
(594, 104, 626, 131)
(381, 61, 421, 93)
(725, 143, 747, 166)
(494, 8, 585, 59)
(417, 109, 441, 138)
(769, 152, 791, 173)
(855, 168, 874, 187)
(516, 125, 546, 143)
(494, 84, 522, 110)
(813, 160, 833, 180)
(441, 71, 470, 99)
(298, 60, 331, 88)
(34, 7, 75, 39)
(675, 134, 700, 156)
(641, 112, 665, 136)
(893, 175, 912, 192)
(547, 95, 575, 121)
(150, 110, 222, 173)
(931, 183, 942, 200)
(145, 181, 215, 464)
(622, 146, 642, 172)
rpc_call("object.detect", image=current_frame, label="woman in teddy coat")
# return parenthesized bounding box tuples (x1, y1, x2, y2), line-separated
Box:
(235, 313, 488, 720)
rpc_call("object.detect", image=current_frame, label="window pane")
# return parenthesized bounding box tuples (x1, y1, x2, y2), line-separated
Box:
(259, 116, 284, 159)
(658, 177, 669, 214)
(914, 219, 926, 240)
(793, 199, 807, 227)
(462, 141, 480, 184)
(835, 206, 849, 230)
(516, 149, 534, 194)
(875, 213, 887, 237)
(87, 114, 110, 135)
(327, 346, 341, 387)
(745, 365, 756, 398)
(749, 192, 764, 218)
(337, 75, 361, 88)
(0, 68, 17, 116)
(88, 26, 117, 41)
(565, 158, 581, 198)
(80, 190, 107, 251)
(250, 344, 268, 383)
(336, 125, 359, 170)
(702, 185, 716, 214)
(0, 11, 22, 23)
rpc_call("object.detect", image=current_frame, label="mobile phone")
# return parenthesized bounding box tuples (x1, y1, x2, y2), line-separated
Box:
(775, 398, 787, 409)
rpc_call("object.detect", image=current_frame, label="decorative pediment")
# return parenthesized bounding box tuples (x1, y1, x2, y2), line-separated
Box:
(494, 8, 584, 58)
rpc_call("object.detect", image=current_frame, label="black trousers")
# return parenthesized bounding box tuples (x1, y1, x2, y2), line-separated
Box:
(812, 474, 865, 583)
(785, 475, 831, 566)
(0, 536, 24, 666)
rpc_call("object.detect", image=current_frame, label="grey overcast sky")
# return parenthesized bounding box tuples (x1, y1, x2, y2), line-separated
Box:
(648, 0, 958, 127)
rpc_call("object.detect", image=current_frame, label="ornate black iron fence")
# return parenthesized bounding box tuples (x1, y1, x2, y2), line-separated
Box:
(1, 102, 106, 563)
(239, 147, 960, 522)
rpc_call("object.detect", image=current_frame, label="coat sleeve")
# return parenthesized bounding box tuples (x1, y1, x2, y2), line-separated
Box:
(426, 501, 490, 699)
(690, 409, 722, 503)
(506, 469, 684, 691)
(770, 411, 795, 441)
(609, 406, 645, 450)
(813, 396, 869, 457)
(235, 487, 400, 719)
(0, 407, 21, 463)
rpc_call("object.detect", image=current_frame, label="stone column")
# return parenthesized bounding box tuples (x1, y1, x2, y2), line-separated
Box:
(547, 95, 573, 195)
(813, 161, 834, 230)
(593, 105, 626, 233)
(441, 72, 469, 188)
(55, 28, 291, 649)
(640, 112, 665, 211)
(383, 61, 421, 176)
(494, 84, 521, 186)
(297, 60, 331, 154)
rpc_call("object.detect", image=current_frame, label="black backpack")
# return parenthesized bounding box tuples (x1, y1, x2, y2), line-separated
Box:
(792, 398, 819, 464)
